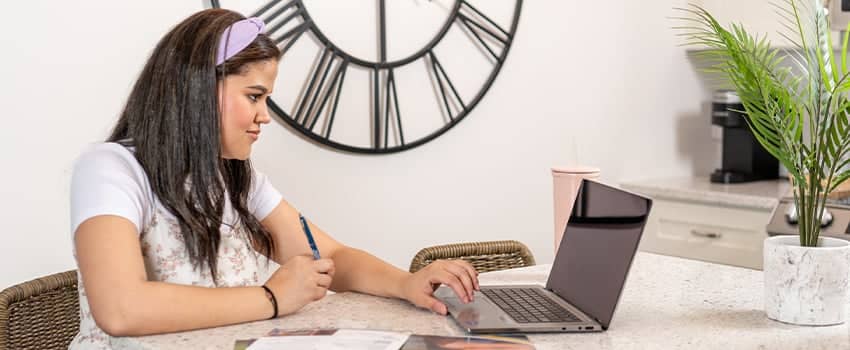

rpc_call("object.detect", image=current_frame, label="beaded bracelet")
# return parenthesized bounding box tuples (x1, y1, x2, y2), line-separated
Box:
(260, 285, 278, 319)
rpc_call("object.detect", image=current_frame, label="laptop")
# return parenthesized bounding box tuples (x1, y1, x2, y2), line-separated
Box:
(436, 179, 652, 333)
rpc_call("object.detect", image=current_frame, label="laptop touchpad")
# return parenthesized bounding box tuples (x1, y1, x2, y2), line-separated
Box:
(436, 286, 514, 328)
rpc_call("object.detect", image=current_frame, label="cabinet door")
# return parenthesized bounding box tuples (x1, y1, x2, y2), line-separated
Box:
(639, 199, 771, 269)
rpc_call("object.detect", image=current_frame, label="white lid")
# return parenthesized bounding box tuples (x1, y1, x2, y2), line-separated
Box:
(551, 165, 601, 174)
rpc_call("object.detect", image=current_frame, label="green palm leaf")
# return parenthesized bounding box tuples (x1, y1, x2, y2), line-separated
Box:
(677, 1, 850, 246)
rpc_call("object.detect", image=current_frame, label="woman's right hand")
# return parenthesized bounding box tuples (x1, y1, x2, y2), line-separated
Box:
(264, 255, 335, 316)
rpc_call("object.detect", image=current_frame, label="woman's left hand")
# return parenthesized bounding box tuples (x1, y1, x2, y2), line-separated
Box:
(401, 259, 479, 315)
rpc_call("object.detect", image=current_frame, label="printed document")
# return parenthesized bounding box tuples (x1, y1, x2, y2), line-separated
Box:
(246, 329, 409, 350)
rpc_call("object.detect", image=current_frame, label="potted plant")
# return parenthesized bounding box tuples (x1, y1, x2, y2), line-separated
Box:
(678, 0, 850, 325)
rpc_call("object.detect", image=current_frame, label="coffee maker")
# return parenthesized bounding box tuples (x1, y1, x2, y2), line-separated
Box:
(710, 90, 779, 183)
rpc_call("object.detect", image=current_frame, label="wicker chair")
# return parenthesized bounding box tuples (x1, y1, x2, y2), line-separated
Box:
(0, 270, 79, 350)
(409, 240, 536, 273)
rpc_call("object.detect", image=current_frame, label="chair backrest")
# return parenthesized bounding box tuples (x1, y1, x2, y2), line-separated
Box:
(0, 270, 79, 350)
(409, 240, 536, 273)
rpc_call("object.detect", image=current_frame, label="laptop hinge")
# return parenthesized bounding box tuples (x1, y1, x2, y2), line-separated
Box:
(547, 287, 599, 326)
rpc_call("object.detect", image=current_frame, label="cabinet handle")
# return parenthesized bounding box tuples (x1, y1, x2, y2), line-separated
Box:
(690, 229, 722, 239)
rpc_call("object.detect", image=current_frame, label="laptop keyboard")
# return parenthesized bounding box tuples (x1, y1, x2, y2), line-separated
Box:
(482, 288, 581, 323)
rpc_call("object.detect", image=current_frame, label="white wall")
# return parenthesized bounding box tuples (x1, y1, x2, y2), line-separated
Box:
(0, 0, 711, 288)
(692, 0, 793, 46)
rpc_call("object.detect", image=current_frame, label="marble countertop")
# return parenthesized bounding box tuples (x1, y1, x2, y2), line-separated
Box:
(621, 176, 791, 211)
(114, 252, 850, 350)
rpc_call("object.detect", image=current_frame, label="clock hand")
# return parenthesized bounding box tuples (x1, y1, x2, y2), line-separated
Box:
(379, 0, 387, 63)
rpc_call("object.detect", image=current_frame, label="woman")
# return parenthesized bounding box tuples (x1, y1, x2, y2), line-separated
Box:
(70, 9, 478, 349)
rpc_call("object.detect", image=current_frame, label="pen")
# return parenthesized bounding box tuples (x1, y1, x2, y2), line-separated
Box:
(299, 213, 321, 260)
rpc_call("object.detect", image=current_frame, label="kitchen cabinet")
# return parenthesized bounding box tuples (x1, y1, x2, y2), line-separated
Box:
(621, 177, 789, 269)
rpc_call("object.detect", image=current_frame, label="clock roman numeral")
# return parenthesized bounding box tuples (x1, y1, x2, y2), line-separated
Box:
(371, 69, 406, 149)
(373, 69, 380, 148)
(380, 69, 405, 148)
(295, 48, 332, 126)
(319, 60, 347, 138)
(290, 48, 348, 139)
(250, 0, 310, 53)
(250, 0, 292, 18)
(456, 0, 511, 62)
(428, 51, 465, 122)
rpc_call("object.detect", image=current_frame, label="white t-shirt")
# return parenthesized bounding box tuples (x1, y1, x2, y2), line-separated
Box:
(69, 142, 281, 235)
(68, 142, 282, 349)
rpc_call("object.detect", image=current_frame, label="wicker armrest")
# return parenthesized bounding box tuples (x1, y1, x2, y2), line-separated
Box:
(409, 240, 535, 273)
(0, 270, 79, 350)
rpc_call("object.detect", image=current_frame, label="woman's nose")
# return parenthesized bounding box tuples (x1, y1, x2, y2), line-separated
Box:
(256, 106, 272, 124)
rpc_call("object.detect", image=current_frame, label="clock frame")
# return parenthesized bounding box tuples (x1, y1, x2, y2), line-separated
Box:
(210, 0, 522, 154)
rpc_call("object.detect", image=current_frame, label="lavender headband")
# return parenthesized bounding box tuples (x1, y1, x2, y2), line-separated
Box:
(216, 17, 266, 66)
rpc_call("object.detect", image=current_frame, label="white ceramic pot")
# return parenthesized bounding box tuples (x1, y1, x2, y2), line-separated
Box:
(764, 235, 850, 325)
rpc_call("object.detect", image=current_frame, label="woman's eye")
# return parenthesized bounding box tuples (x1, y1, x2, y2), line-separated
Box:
(248, 94, 261, 102)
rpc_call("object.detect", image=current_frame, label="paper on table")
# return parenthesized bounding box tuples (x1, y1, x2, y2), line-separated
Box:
(324, 329, 409, 350)
(246, 329, 409, 350)
(246, 336, 325, 350)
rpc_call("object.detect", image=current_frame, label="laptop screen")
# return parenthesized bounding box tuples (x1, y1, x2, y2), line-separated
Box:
(545, 179, 652, 329)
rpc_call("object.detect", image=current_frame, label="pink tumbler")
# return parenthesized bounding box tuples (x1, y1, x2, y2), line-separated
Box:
(552, 166, 600, 253)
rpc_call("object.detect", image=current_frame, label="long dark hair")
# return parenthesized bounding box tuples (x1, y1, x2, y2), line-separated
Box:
(108, 9, 282, 283)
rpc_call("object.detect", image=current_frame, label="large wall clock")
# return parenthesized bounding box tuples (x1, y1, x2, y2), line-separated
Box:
(209, 0, 522, 154)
